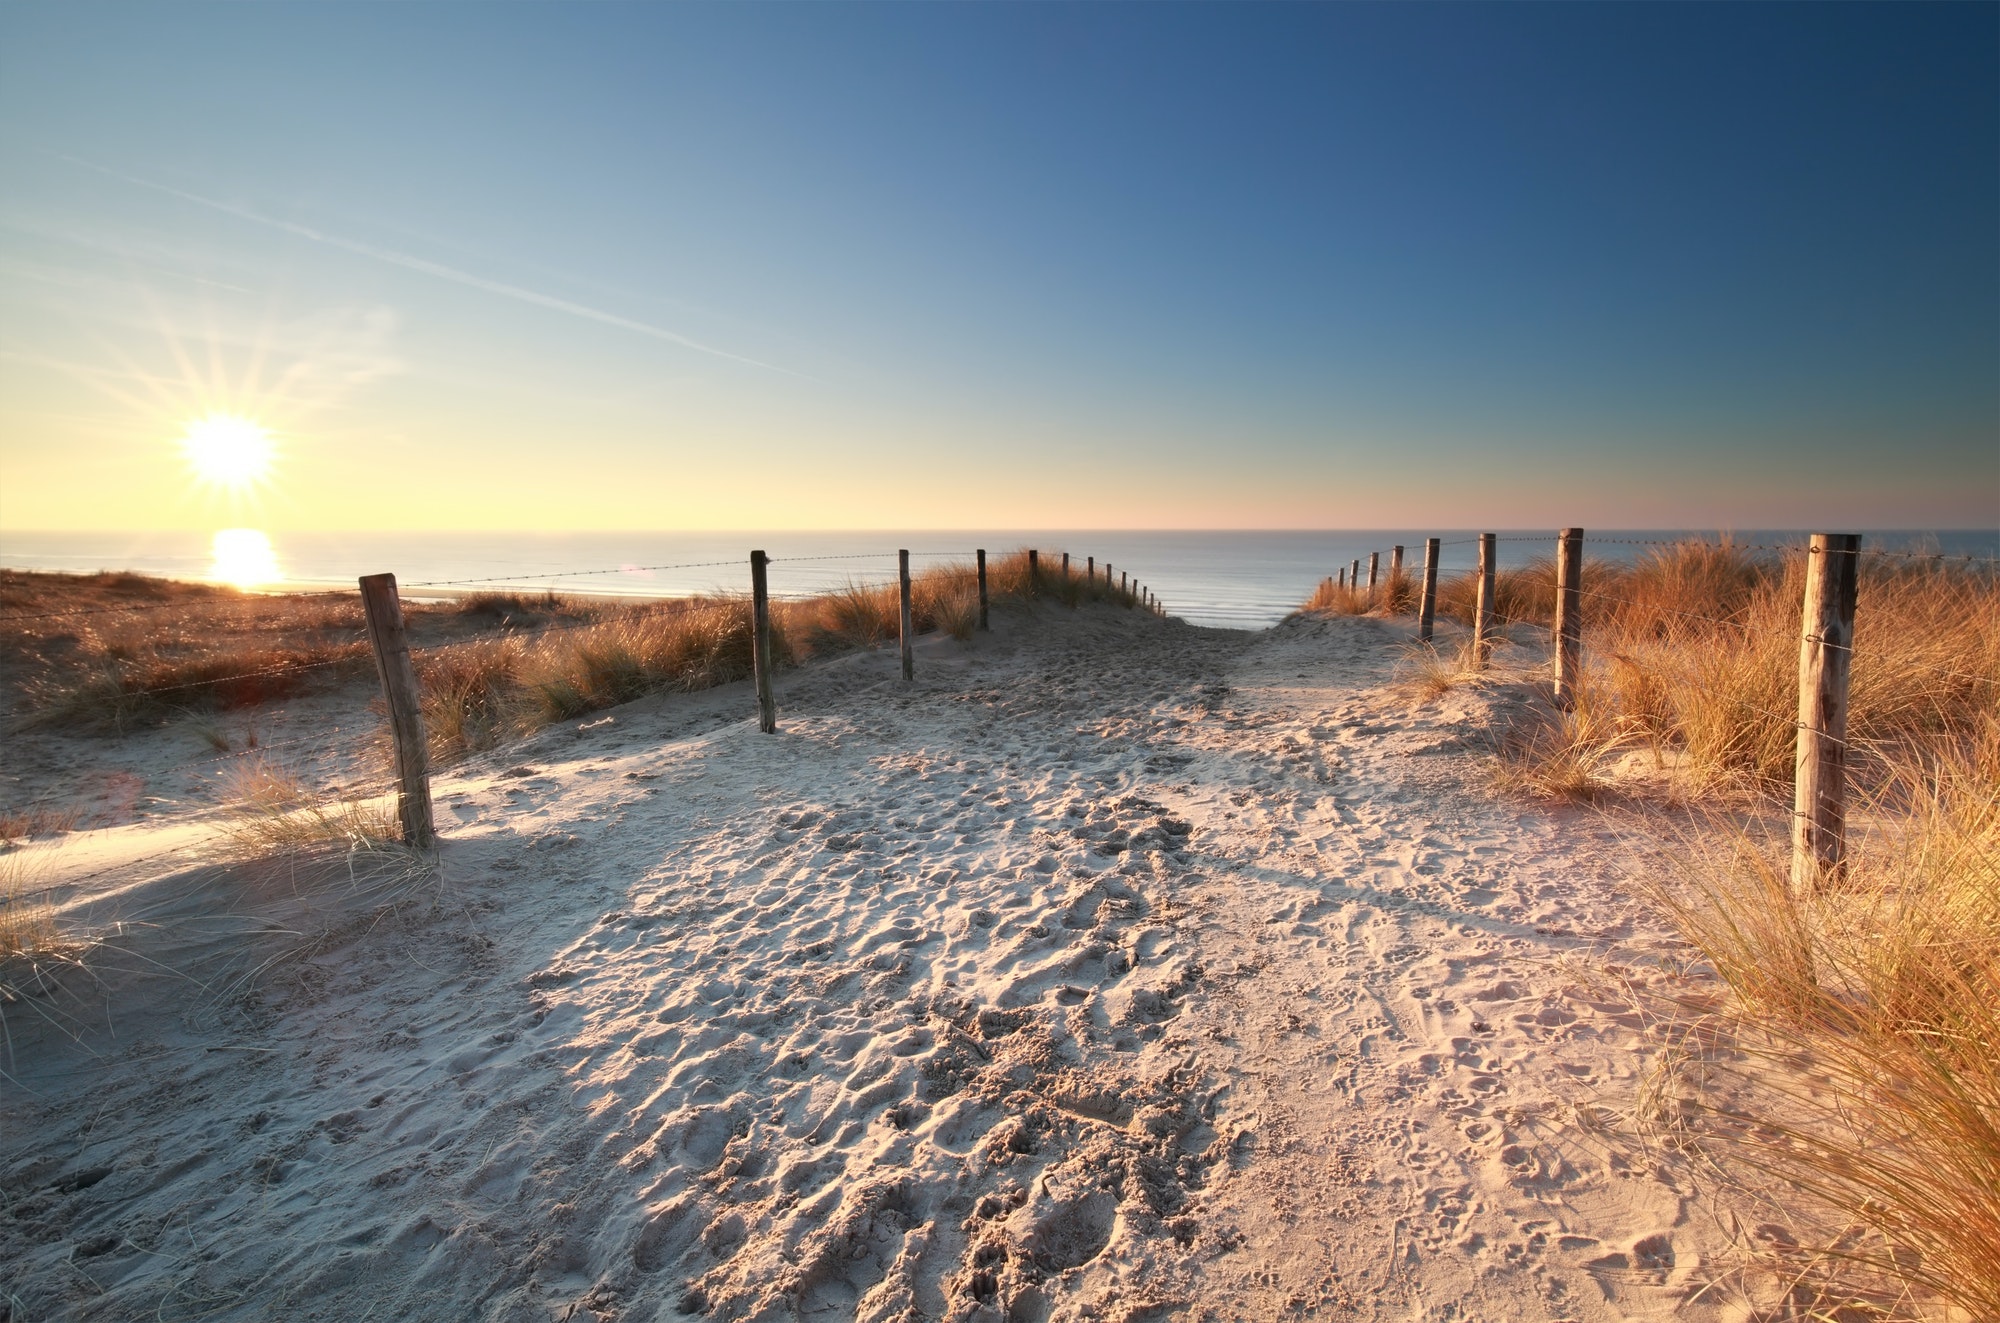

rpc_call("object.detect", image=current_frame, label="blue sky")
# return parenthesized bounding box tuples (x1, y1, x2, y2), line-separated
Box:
(1, 2, 1994, 530)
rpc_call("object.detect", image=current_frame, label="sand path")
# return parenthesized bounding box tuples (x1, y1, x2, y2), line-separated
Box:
(2, 603, 1720, 1322)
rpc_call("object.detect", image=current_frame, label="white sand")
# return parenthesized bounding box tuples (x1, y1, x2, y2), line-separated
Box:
(3, 603, 1731, 1321)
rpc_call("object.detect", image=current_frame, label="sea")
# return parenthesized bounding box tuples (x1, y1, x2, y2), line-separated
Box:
(3, 529, 1994, 630)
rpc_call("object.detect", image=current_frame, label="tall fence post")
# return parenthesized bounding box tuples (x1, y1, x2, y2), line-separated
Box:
(1087, 555, 1094, 584)
(1418, 537, 1440, 642)
(750, 551, 777, 733)
(976, 549, 989, 631)
(1061, 551, 1069, 578)
(1553, 528, 1583, 706)
(1338, 566, 1346, 590)
(1350, 558, 1360, 592)
(1473, 533, 1497, 666)
(1120, 570, 1127, 595)
(1027, 548, 1038, 594)
(358, 573, 435, 847)
(898, 549, 915, 682)
(1367, 551, 1379, 604)
(1390, 544, 1404, 598)
(1792, 533, 1860, 893)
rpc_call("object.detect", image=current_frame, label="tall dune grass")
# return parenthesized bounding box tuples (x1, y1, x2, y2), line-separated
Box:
(1387, 541, 2000, 796)
(1311, 539, 2000, 1307)
(417, 551, 1136, 758)
(1642, 726, 2000, 1317)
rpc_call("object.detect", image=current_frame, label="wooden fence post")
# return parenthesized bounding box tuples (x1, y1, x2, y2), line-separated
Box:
(898, 549, 915, 682)
(1350, 559, 1360, 594)
(1792, 533, 1860, 892)
(1418, 537, 1440, 642)
(1390, 545, 1404, 599)
(1061, 551, 1069, 578)
(358, 573, 435, 847)
(1473, 533, 1497, 666)
(750, 551, 777, 733)
(1087, 555, 1094, 584)
(1120, 570, 1128, 595)
(1553, 527, 1583, 706)
(1367, 551, 1379, 603)
(1338, 566, 1346, 590)
(976, 549, 989, 631)
(1027, 549, 1038, 595)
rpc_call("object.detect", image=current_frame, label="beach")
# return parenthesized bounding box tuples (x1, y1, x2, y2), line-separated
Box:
(2, 598, 1727, 1321)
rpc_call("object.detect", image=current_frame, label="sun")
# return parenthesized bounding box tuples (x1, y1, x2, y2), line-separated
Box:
(180, 414, 274, 491)
(209, 528, 282, 589)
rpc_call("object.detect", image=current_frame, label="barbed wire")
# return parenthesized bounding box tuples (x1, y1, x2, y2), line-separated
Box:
(1471, 610, 1851, 749)
(1583, 537, 1805, 553)
(125, 649, 370, 699)
(1857, 547, 2000, 566)
(0, 589, 359, 625)
(404, 559, 745, 589)
(165, 726, 361, 774)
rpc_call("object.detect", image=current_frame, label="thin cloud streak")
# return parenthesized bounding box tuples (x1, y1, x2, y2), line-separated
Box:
(48, 150, 807, 379)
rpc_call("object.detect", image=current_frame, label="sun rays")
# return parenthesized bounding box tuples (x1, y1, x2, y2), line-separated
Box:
(180, 413, 275, 492)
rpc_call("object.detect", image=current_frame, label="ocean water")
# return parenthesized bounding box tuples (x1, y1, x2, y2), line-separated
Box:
(3, 529, 1994, 630)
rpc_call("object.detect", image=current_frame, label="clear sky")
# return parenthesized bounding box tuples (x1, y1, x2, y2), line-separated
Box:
(1, 2, 1994, 532)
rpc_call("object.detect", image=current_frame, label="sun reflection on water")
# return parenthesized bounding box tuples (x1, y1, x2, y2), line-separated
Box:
(210, 529, 282, 589)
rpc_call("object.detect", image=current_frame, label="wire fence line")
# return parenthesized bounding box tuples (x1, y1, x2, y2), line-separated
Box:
(7, 545, 1164, 870)
(14, 532, 1982, 891)
(0, 589, 359, 625)
(405, 558, 749, 588)
(1461, 577, 1995, 695)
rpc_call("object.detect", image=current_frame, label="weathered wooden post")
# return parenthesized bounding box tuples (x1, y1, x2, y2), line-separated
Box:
(898, 549, 915, 682)
(1061, 551, 1069, 578)
(976, 549, 989, 631)
(1350, 559, 1361, 593)
(1367, 551, 1379, 603)
(1087, 555, 1095, 584)
(1120, 570, 1128, 595)
(1338, 566, 1346, 590)
(358, 573, 436, 847)
(1390, 545, 1404, 605)
(1553, 527, 1583, 706)
(976, 547, 992, 631)
(1792, 533, 1860, 892)
(1104, 562, 1111, 587)
(749, 551, 777, 733)
(1473, 533, 1497, 665)
(1418, 537, 1440, 642)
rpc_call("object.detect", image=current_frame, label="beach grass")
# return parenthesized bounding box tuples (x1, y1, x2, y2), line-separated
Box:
(1305, 538, 2000, 1308)
(416, 550, 1137, 759)
(217, 759, 403, 854)
(1641, 727, 2000, 1317)
(1357, 540, 2000, 798)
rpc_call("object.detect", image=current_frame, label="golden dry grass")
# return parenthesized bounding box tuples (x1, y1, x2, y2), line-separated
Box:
(0, 800, 86, 844)
(1382, 541, 2000, 799)
(0, 851, 57, 966)
(1639, 727, 2000, 1317)
(1334, 540, 1999, 1308)
(1300, 576, 1367, 616)
(416, 551, 1136, 759)
(217, 760, 402, 854)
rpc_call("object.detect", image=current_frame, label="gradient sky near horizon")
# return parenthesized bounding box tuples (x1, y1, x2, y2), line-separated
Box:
(1, 2, 1994, 533)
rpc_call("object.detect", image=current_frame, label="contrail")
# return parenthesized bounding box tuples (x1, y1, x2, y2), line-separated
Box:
(47, 150, 802, 377)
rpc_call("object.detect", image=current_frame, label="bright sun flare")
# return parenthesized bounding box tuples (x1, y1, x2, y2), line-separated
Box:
(180, 414, 274, 490)
(210, 529, 282, 589)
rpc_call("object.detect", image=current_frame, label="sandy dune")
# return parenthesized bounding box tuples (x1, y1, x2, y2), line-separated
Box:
(2, 602, 1725, 1321)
